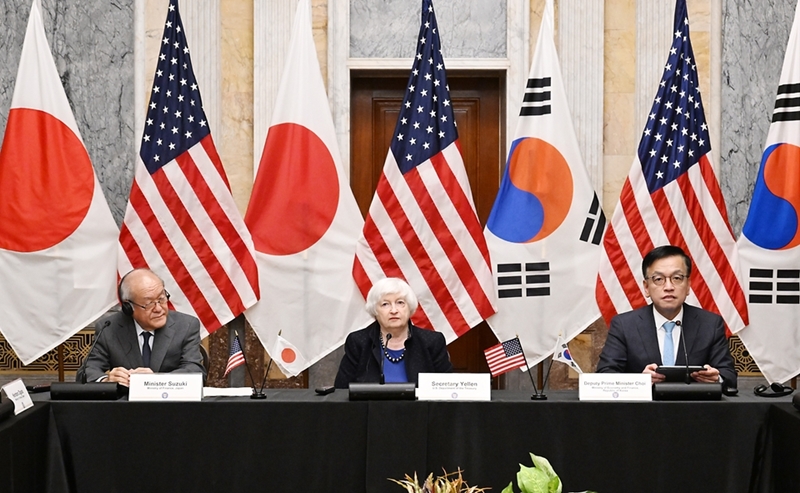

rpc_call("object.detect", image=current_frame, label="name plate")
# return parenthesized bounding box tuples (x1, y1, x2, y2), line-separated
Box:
(1, 378, 34, 415)
(416, 373, 491, 401)
(129, 374, 203, 401)
(579, 373, 652, 401)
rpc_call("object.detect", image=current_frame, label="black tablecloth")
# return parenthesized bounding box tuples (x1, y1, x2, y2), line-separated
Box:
(0, 402, 58, 493)
(4, 390, 797, 493)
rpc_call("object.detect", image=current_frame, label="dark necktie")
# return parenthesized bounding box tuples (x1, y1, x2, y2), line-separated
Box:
(142, 332, 152, 368)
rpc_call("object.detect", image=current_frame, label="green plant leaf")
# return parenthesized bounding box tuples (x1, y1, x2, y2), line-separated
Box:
(517, 462, 550, 493)
(500, 482, 516, 493)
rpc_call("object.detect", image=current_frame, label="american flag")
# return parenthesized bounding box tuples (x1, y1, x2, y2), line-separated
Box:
(119, 1, 259, 336)
(353, 0, 496, 342)
(595, 0, 748, 333)
(484, 337, 527, 377)
(224, 333, 245, 377)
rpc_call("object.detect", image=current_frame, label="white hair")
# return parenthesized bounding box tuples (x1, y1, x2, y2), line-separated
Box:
(365, 278, 419, 318)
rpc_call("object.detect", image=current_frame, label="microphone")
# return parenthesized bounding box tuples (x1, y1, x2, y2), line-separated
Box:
(675, 320, 691, 384)
(380, 333, 391, 385)
(79, 319, 111, 383)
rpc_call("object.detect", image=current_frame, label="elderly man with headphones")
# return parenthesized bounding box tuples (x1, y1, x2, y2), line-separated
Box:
(76, 268, 206, 386)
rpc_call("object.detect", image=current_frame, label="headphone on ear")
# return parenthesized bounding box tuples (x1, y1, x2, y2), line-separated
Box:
(754, 382, 794, 398)
(118, 271, 134, 317)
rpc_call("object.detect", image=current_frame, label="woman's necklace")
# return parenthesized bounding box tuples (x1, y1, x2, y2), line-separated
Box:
(380, 334, 406, 363)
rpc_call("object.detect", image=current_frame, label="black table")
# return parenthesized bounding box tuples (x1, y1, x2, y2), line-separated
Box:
(34, 390, 789, 493)
(762, 402, 800, 493)
(0, 402, 58, 493)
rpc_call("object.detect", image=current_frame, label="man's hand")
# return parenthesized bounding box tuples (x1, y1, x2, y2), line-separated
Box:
(130, 367, 154, 375)
(643, 363, 666, 383)
(692, 364, 720, 383)
(106, 367, 132, 386)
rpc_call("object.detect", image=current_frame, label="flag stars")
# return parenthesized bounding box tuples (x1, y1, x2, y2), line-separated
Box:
(397, 133, 404, 141)
(673, 160, 681, 168)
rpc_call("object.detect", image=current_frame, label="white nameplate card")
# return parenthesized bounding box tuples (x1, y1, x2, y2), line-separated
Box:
(129, 374, 203, 401)
(1, 378, 34, 415)
(579, 373, 652, 401)
(416, 373, 491, 401)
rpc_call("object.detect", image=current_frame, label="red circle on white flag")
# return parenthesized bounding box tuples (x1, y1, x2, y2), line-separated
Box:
(245, 123, 339, 255)
(281, 347, 297, 364)
(0, 108, 93, 252)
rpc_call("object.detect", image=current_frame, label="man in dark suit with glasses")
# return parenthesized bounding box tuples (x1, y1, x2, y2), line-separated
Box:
(76, 268, 205, 386)
(596, 245, 736, 388)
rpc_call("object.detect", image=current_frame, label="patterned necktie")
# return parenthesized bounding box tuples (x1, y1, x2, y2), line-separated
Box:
(662, 321, 676, 366)
(142, 332, 152, 368)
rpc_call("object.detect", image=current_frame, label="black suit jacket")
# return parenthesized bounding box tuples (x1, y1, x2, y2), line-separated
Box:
(596, 304, 737, 387)
(334, 321, 453, 388)
(76, 310, 206, 382)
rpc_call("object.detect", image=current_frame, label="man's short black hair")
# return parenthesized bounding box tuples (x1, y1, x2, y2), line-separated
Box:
(641, 245, 692, 278)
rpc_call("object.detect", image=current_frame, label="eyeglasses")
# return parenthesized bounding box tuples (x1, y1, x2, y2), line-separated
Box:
(128, 291, 170, 311)
(646, 274, 688, 286)
(378, 299, 407, 311)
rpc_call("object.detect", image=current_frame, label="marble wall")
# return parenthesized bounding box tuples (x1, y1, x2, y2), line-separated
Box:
(721, 0, 798, 234)
(350, 0, 507, 58)
(0, 0, 135, 225)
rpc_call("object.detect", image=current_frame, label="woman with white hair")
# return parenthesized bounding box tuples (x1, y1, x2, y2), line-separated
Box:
(334, 277, 452, 388)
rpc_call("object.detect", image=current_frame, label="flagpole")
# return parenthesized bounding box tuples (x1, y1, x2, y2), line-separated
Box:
(233, 329, 266, 400)
(518, 335, 546, 400)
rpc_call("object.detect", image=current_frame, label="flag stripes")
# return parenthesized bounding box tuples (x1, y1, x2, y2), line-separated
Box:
(773, 83, 800, 122)
(354, 0, 496, 343)
(120, 1, 258, 338)
(484, 337, 527, 377)
(520, 77, 552, 116)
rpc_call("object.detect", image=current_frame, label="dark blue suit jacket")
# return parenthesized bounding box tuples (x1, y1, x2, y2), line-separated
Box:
(334, 321, 452, 388)
(596, 304, 737, 387)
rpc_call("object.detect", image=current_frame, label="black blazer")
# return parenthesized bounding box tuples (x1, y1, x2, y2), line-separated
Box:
(596, 303, 737, 387)
(76, 310, 206, 382)
(334, 321, 453, 388)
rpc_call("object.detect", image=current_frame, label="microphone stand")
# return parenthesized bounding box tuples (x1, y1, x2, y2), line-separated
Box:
(79, 320, 112, 384)
(379, 333, 391, 385)
(676, 320, 691, 385)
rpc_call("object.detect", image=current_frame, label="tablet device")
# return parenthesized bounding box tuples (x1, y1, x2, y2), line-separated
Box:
(655, 365, 705, 382)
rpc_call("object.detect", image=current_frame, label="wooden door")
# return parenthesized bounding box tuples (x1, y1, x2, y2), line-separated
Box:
(350, 70, 505, 380)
